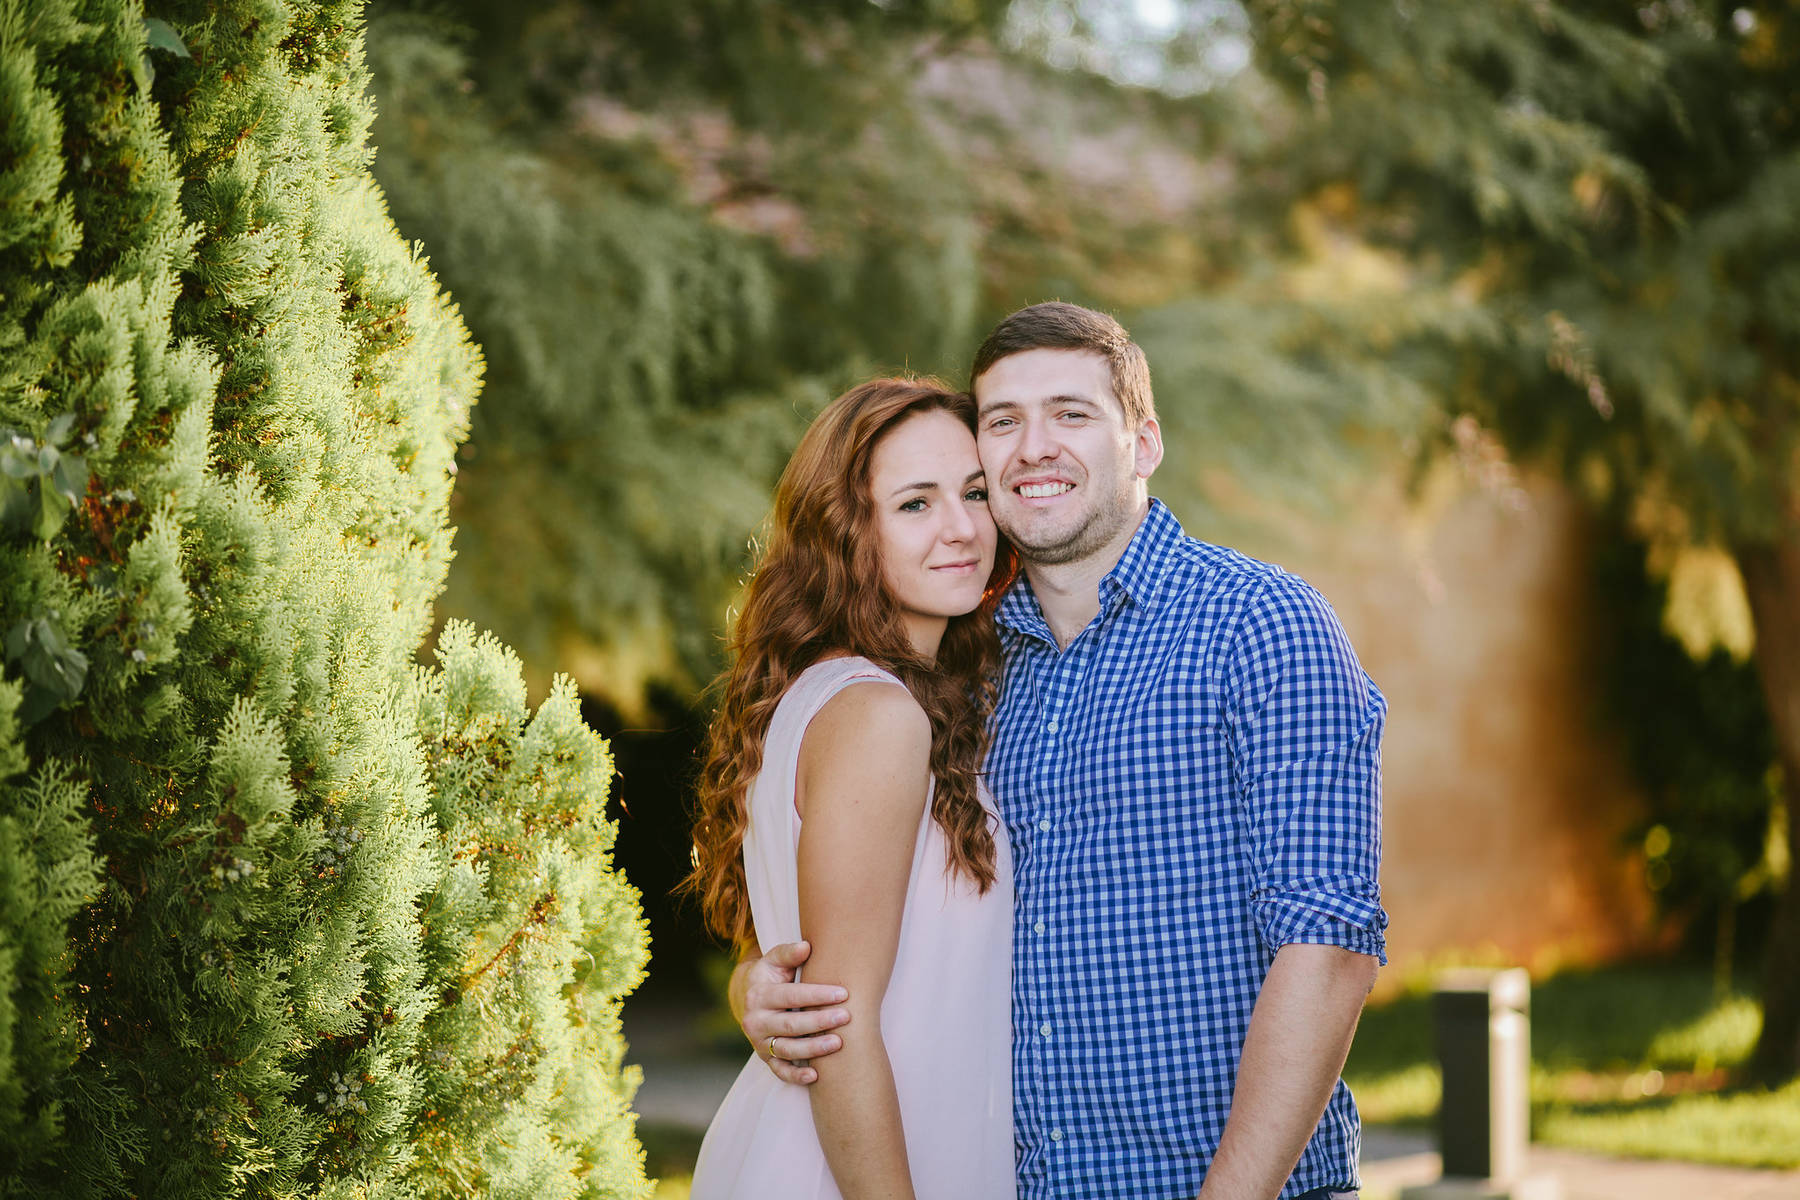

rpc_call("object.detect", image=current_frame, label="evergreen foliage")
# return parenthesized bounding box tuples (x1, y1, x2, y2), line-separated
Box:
(410, 621, 648, 1197)
(362, 0, 1309, 703)
(0, 0, 647, 1193)
(1235, 0, 1800, 1077)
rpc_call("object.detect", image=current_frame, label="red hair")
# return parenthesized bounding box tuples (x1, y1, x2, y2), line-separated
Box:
(684, 377, 1016, 950)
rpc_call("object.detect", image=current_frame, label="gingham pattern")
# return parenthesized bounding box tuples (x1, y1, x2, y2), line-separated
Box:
(990, 499, 1387, 1200)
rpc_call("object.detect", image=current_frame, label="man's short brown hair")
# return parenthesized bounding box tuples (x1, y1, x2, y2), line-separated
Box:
(970, 301, 1155, 427)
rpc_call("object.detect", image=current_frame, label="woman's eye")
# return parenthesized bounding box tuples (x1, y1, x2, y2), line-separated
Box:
(965, 487, 988, 502)
(899, 497, 926, 513)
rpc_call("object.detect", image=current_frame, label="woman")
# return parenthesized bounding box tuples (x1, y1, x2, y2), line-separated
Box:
(684, 378, 1017, 1200)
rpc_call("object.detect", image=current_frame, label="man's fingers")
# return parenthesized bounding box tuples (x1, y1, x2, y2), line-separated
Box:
(762, 940, 814, 970)
(747, 1007, 849, 1041)
(767, 1056, 818, 1086)
(774, 1032, 842, 1061)
(753, 981, 849, 1011)
(772, 1011, 848, 1040)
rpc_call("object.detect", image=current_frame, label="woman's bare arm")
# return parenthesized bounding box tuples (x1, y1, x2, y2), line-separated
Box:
(795, 681, 932, 1200)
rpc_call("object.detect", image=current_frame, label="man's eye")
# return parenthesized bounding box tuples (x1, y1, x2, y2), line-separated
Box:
(987, 417, 1015, 431)
(899, 497, 926, 512)
(1060, 411, 1089, 422)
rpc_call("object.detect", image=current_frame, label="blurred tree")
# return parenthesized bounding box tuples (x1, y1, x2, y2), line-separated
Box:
(0, 0, 646, 1193)
(1237, 0, 1800, 1079)
(1594, 533, 1778, 994)
(361, 0, 1288, 707)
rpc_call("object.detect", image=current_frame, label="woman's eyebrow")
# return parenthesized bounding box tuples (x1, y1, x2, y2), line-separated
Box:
(887, 480, 942, 498)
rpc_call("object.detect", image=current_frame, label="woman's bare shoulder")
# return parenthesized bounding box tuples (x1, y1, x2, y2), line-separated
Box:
(797, 680, 931, 812)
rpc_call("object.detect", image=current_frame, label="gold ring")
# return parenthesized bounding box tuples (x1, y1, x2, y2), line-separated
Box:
(766, 1035, 780, 1061)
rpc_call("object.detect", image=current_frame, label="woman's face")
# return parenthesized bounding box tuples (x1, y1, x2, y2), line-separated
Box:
(867, 409, 997, 658)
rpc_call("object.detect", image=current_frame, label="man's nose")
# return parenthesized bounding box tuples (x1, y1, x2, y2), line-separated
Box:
(1017, 415, 1057, 463)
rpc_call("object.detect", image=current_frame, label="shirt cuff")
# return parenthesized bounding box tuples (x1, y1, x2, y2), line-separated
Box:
(1254, 881, 1389, 965)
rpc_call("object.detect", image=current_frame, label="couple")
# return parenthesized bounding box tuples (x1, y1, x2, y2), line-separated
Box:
(684, 303, 1387, 1200)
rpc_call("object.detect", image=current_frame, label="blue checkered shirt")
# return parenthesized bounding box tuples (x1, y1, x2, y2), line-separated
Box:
(989, 499, 1387, 1200)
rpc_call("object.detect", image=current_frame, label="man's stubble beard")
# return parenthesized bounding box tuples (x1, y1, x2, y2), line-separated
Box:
(1003, 473, 1141, 568)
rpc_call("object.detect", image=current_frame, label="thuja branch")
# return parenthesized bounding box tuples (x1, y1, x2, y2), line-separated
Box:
(461, 892, 556, 990)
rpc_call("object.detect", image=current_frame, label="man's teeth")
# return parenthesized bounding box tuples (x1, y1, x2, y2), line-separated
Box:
(1018, 482, 1074, 499)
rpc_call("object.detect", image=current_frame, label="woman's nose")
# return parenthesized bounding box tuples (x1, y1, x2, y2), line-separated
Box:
(942, 499, 977, 543)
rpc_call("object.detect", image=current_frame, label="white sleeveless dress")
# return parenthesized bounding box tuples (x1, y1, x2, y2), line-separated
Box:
(689, 656, 1015, 1199)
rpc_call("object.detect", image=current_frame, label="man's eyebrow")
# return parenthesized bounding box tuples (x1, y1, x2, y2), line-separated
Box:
(978, 393, 1102, 414)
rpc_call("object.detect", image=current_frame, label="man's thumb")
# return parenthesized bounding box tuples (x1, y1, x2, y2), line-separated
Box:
(764, 939, 812, 968)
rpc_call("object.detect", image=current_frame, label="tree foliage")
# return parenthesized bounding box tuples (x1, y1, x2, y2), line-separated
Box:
(0, 0, 647, 1193)
(1235, 0, 1800, 1077)
(362, 0, 1347, 703)
(1594, 532, 1778, 984)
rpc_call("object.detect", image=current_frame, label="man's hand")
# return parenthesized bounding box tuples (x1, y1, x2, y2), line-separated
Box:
(730, 940, 852, 1085)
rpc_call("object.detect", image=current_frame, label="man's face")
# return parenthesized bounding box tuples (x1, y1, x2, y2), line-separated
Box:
(973, 348, 1162, 567)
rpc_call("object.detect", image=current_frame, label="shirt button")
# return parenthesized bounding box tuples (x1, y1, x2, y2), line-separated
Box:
(1037, 818, 1052, 832)
(1046, 717, 1059, 733)
(1050, 1128, 1064, 1142)
(1039, 1022, 1052, 1038)
(1033, 920, 1046, 934)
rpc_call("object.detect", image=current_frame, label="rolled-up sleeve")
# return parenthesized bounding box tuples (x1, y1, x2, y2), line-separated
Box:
(1226, 573, 1388, 963)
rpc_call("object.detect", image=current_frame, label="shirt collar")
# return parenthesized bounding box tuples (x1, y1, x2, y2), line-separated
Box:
(996, 498, 1184, 637)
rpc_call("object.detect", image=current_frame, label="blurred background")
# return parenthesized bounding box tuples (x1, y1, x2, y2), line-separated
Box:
(355, 0, 1797, 1190)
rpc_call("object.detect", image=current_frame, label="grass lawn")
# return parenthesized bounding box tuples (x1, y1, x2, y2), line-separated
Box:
(1345, 962, 1800, 1169)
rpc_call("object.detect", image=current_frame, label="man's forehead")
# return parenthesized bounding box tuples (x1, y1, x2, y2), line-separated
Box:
(974, 347, 1116, 409)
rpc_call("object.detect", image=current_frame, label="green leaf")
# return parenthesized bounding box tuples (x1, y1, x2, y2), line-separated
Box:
(51, 454, 87, 505)
(5, 617, 87, 706)
(142, 17, 190, 58)
(0, 436, 37, 478)
(4, 618, 30, 664)
(33, 482, 66, 540)
(46, 412, 77, 444)
(0, 477, 29, 530)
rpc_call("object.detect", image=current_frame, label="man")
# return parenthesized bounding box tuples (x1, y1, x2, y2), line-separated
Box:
(734, 302, 1386, 1200)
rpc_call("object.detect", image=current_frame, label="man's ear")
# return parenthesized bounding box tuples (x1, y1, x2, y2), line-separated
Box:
(1133, 417, 1164, 480)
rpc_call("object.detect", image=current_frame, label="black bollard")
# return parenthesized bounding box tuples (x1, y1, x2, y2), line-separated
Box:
(1434, 968, 1530, 1180)
(1399, 968, 1559, 1200)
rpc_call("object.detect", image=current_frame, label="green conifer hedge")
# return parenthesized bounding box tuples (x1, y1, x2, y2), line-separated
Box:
(0, 1, 649, 1195)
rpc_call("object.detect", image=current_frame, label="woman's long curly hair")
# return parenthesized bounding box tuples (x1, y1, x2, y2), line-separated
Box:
(685, 377, 1017, 951)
